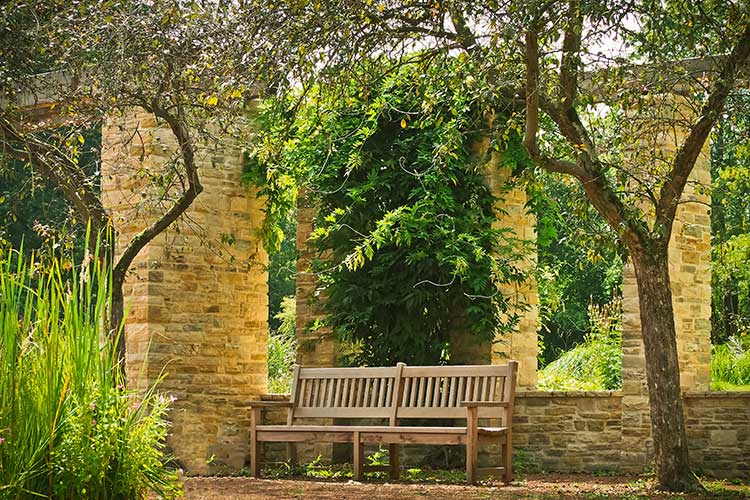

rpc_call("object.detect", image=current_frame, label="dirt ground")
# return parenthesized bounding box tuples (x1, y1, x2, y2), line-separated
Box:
(182, 474, 750, 499)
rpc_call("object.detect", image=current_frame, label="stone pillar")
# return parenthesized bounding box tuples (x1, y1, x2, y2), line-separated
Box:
(295, 192, 337, 368)
(620, 99, 712, 470)
(101, 109, 269, 474)
(294, 192, 337, 462)
(485, 156, 539, 388)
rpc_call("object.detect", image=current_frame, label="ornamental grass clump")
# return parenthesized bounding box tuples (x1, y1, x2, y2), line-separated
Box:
(538, 297, 623, 391)
(711, 336, 750, 391)
(0, 243, 180, 499)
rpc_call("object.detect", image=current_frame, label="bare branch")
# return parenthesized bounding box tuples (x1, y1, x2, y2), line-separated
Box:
(112, 103, 203, 281)
(559, 0, 582, 107)
(523, 28, 539, 157)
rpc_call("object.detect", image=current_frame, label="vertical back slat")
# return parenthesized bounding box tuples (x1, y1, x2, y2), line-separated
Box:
(390, 363, 406, 425)
(378, 378, 387, 407)
(364, 378, 372, 407)
(440, 377, 449, 407)
(457, 377, 465, 405)
(326, 379, 335, 407)
(409, 378, 418, 407)
(299, 378, 307, 407)
(371, 378, 378, 406)
(417, 377, 426, 407)
(472, 376, 480, 401)
(308, 379, 315, 406)
(433, 377, 442, 407)
(425, 377, 434, 407)
(353, 379, 361, 407)
(489, 376, 497, 401)
(401, 378, 410, 406)
(348, 378, 356, 406)
(304, 379, 312, 406)
(385, 377, 394, 407)
(448, 377, 457, 406)
(315, 379, 323, 407)
(333, 379, 342, 407)
(481, 376, 488, 401)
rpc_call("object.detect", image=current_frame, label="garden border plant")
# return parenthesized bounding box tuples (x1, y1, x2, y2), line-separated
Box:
(0, 235, 180, 499)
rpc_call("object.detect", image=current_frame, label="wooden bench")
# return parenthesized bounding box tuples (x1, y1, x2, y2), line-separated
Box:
(249, 361, 518, 484)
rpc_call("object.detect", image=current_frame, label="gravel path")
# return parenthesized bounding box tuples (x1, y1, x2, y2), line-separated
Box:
(181, 474, 736, 499)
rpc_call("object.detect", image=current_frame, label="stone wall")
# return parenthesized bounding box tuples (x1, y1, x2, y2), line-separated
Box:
(295, 191, 336, 368)
(513, 391, 749, 477)
(513, 391, 623, 473)
(101, 109, 269, 474)
(684, 392, 750, 478)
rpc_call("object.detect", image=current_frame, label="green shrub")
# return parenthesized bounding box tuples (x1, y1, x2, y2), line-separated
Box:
(711, 336, 750, 390)
(268, 296, 296, 393)
(0, 244, 180, 499)
(538, 297, 622, 391)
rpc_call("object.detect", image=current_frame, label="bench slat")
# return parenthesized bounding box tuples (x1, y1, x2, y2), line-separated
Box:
(402, 365, 509, 377)
(299, 367, 397, 378)
(293, 407, 392, 418)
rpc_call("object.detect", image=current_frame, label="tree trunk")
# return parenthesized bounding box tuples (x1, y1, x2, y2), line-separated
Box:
(630, 245, 698, 491)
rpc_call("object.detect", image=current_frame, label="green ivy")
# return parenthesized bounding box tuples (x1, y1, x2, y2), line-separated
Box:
(247, 56, 532, 366)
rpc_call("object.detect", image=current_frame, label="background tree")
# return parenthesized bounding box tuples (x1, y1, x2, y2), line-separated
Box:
(711, 90, 750, 343)
(531, 170, 624, 366)
(262, 0, 750, 490)
(0, 0, 311, 369)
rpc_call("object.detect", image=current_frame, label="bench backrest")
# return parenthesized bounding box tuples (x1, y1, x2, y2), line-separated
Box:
(288, 361, 518, 425)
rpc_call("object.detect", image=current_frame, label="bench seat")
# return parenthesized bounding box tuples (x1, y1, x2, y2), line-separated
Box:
(256, 425, 507, 445)
(256, 424, 508, 435)
(249, 361, 518, 483)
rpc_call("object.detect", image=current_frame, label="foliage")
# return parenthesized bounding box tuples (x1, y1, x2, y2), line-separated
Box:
(711, 336, 750, 391)
(268, 296, 297, 393)
(0, 242, 179, 499)
(711, 91, 750, 344)
(0, 127, 100, 268)
(267, 213, 297, 333)
(531, 170, 625, 366)
(248, 56, 531, 366)
(539, 297, 623, 391)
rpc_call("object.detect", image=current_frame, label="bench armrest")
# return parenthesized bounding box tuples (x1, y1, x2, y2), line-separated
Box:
(460, 401, 509, 408)
(248, 400, 293, 408)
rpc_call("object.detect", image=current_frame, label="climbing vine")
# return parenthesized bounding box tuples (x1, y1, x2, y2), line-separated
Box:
(247, 56, 532, 366)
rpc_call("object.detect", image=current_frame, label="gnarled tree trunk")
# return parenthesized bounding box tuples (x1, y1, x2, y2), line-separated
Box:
(630, 244, 694, 491)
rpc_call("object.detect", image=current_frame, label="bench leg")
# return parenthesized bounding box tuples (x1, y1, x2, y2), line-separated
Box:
(389, 444, 400, 480)
(503, 434, 513, 483)
(353, 431, 364, 481)
(250, 407, 261, 477)
(466, 406, 478, 485)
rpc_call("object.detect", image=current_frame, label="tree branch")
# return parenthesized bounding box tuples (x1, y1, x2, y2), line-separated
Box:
(655, 23, 750, 239)
(523, 28, 539, 157)
(112, 103, 203, 281)
(559, 0, 581, 107)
